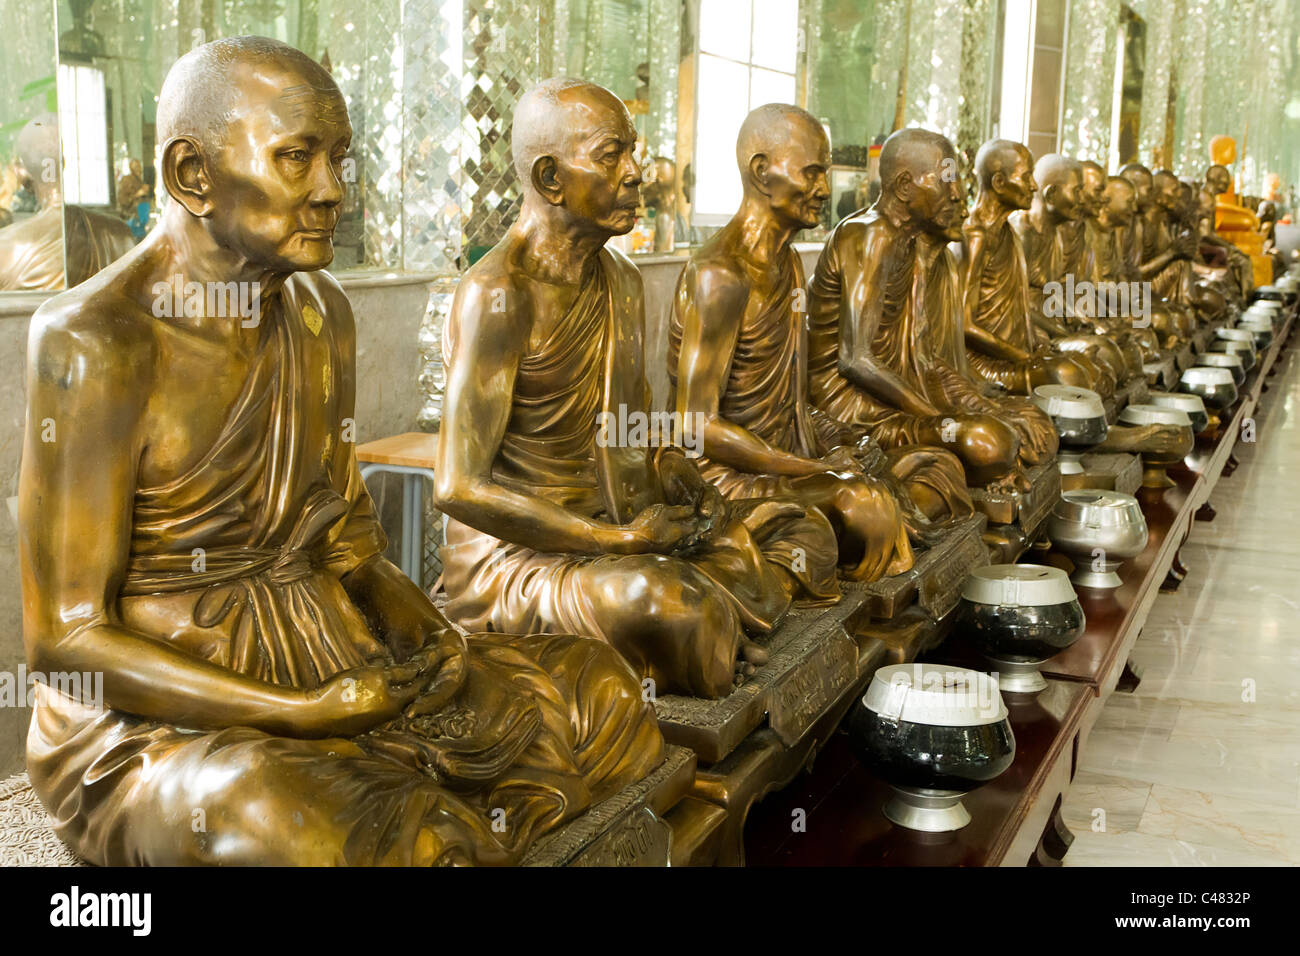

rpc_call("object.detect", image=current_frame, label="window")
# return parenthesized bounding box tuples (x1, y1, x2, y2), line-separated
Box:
(692, 0, 799, 224)
(56, 62, 110, 206)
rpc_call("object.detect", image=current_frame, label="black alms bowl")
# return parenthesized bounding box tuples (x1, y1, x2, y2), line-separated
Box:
(960, 597, 1086, 663)
(847, 707, 1015, 794)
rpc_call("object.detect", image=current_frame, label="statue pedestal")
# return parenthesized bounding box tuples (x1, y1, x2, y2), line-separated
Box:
(1063, 452, 1143, 496)
(653, 515, 988, 762)
(969, 460, 1060, 536)
(523, 745, 696, 867)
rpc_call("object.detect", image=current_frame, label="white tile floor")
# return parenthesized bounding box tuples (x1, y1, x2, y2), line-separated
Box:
(1062, 344, 1300, 866)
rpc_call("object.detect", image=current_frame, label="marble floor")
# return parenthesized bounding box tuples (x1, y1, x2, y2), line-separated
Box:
(1062, 344, 1300, 866)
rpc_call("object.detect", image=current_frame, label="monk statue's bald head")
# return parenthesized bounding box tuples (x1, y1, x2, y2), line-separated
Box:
(1119, 162, 1154, 210)
(734, 103, 830, 229)
(1079, 160, 1106, 219)
(1098, 175, 1136, 228)
(973, 138, 1035, 210)
(158, 36, 341, 159)
(156, 35, 351, 273)
(511, 77, 641, 234)
(1206, 164, 1233, 196)
(1032, 153, 1084, 221)
(15, 113, 59, 202)
(1151, 168, 1182, 211)
(878, 128, 964, 239)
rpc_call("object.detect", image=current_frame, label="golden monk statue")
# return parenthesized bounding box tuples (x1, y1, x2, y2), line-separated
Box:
(1010, 154, 1132, 392)
(436, 80, 840, 700)
(668, 105, 972, 584)
(21, 38, 662, 867)
(1205, 136, 1269, 288)
(959, 139, 1092, 394)
(0, 113, 134, 290)
(806, 128, 1058, 493)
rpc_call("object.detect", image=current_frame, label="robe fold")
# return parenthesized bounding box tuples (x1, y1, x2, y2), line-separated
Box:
(964, 219, 1051, 391)
(27, 271, 663, 866)
(441, 248, 837, 699)
(667, 243, 969, 535)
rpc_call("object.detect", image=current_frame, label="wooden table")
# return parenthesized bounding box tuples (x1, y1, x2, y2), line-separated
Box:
(355, 431, 440, 585)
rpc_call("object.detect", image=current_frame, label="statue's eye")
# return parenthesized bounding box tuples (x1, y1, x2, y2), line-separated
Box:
(283, 148, 310, 163)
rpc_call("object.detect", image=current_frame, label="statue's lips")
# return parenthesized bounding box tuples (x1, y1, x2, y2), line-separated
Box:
(297, 229, 334, 239)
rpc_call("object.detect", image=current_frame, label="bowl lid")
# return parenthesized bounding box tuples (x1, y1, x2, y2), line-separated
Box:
(961, 563, 1078, 607)
(863, 663, 1008, 726)
(1119, 403, 1192, 427)
(1052, 488, 1146, 527)
(1032, 384, 1106, 419)
(1216, 328, 1256, 343)
(1147, 391, 1206, 414)
(1194, 352, 1243, 368)
(1181, 366, 1236, 386)
(1238, 316, 1275, 330)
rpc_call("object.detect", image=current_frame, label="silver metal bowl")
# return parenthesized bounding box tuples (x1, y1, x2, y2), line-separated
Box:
(1207, 339, 1256, 371)
(1178, 367, 1238, 409)
(960, 565, 1086, 695)
(1236, 318, 1274, 348)
(1048, 490, 1149, 589)
(1032, 385, 1108, 449)
(1147, 391, 1209, 434)
(1194, 351, 1246, 385)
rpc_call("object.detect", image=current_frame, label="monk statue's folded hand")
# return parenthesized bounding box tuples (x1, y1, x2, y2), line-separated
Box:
(617, 503, 701, 555)
(819, 445, 867, 478)
(297, 651, 450, 738)
(657, 449, 732, 543)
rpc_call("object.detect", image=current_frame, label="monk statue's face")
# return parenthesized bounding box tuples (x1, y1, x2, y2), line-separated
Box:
(1124, 171, 1153, 211)
(1101, 182, 1135, 227)
(991, 148, 1036, 211)
(1153, 176, 1182, 213)
(759, 120, 831, 230)
(907, 145, 966, 241)
(1042, 169, 1084, 221)
(550, 91, 642, 235)
(1081, 165, 1106, 219)
(201, 66, 351, 272)
(1206, 166, 1232, 196)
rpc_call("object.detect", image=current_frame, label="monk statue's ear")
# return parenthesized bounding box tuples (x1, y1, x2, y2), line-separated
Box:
(991, 171, 1007, 194)
(161, 137, 214, 217)
(892, 169, 914, 202)
(748, 154, 770, 192)
(531, 154, 564, 205)
(1042, 182, 1060, 207)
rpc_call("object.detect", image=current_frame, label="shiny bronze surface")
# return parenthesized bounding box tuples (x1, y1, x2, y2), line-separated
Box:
(435, 79, 839, 700)
(960, 139, 1091, 394)
(806, 128, 1057, 494)
(20, 39, 663, 866)
(668, 104, 971, 584)
(0, 113, 133, 290)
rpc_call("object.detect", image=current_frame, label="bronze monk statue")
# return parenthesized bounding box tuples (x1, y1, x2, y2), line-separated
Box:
(20, 38, 663, 867)
(1010, 153, 1130, 394)
(668, 105, 972, 583)
(1117, 162, 1198, 345)
(959, 139, 1092, 394)
(806, 128, 1057, 493)
(0, 113, 134, 291)
(435, 79, 841, 700)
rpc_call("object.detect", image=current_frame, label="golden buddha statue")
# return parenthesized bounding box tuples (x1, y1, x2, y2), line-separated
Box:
(0, 113, 134, 291)
(667, 104, 972, 583)
(958, 139, 1092, 394)
(806, 128, 1058, 494)
(435, 80, 843, 701)
(1206, 135, 1270, 288)
(21, 38, 663, 867)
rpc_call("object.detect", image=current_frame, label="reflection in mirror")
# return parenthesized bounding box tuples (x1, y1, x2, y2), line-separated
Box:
(0, 2, 69, 291)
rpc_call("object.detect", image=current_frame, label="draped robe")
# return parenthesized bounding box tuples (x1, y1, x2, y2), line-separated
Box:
(963, 217, 1053, 391)
(441, 248, 839, 699)
(666, 243, 970, 532)
(27, 271, 662, 866)
(0, 204, 134, 291)
(807, 210, 1056, 466)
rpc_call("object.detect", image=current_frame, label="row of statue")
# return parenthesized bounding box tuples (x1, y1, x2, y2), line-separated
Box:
(16, 37, 1273, 865)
